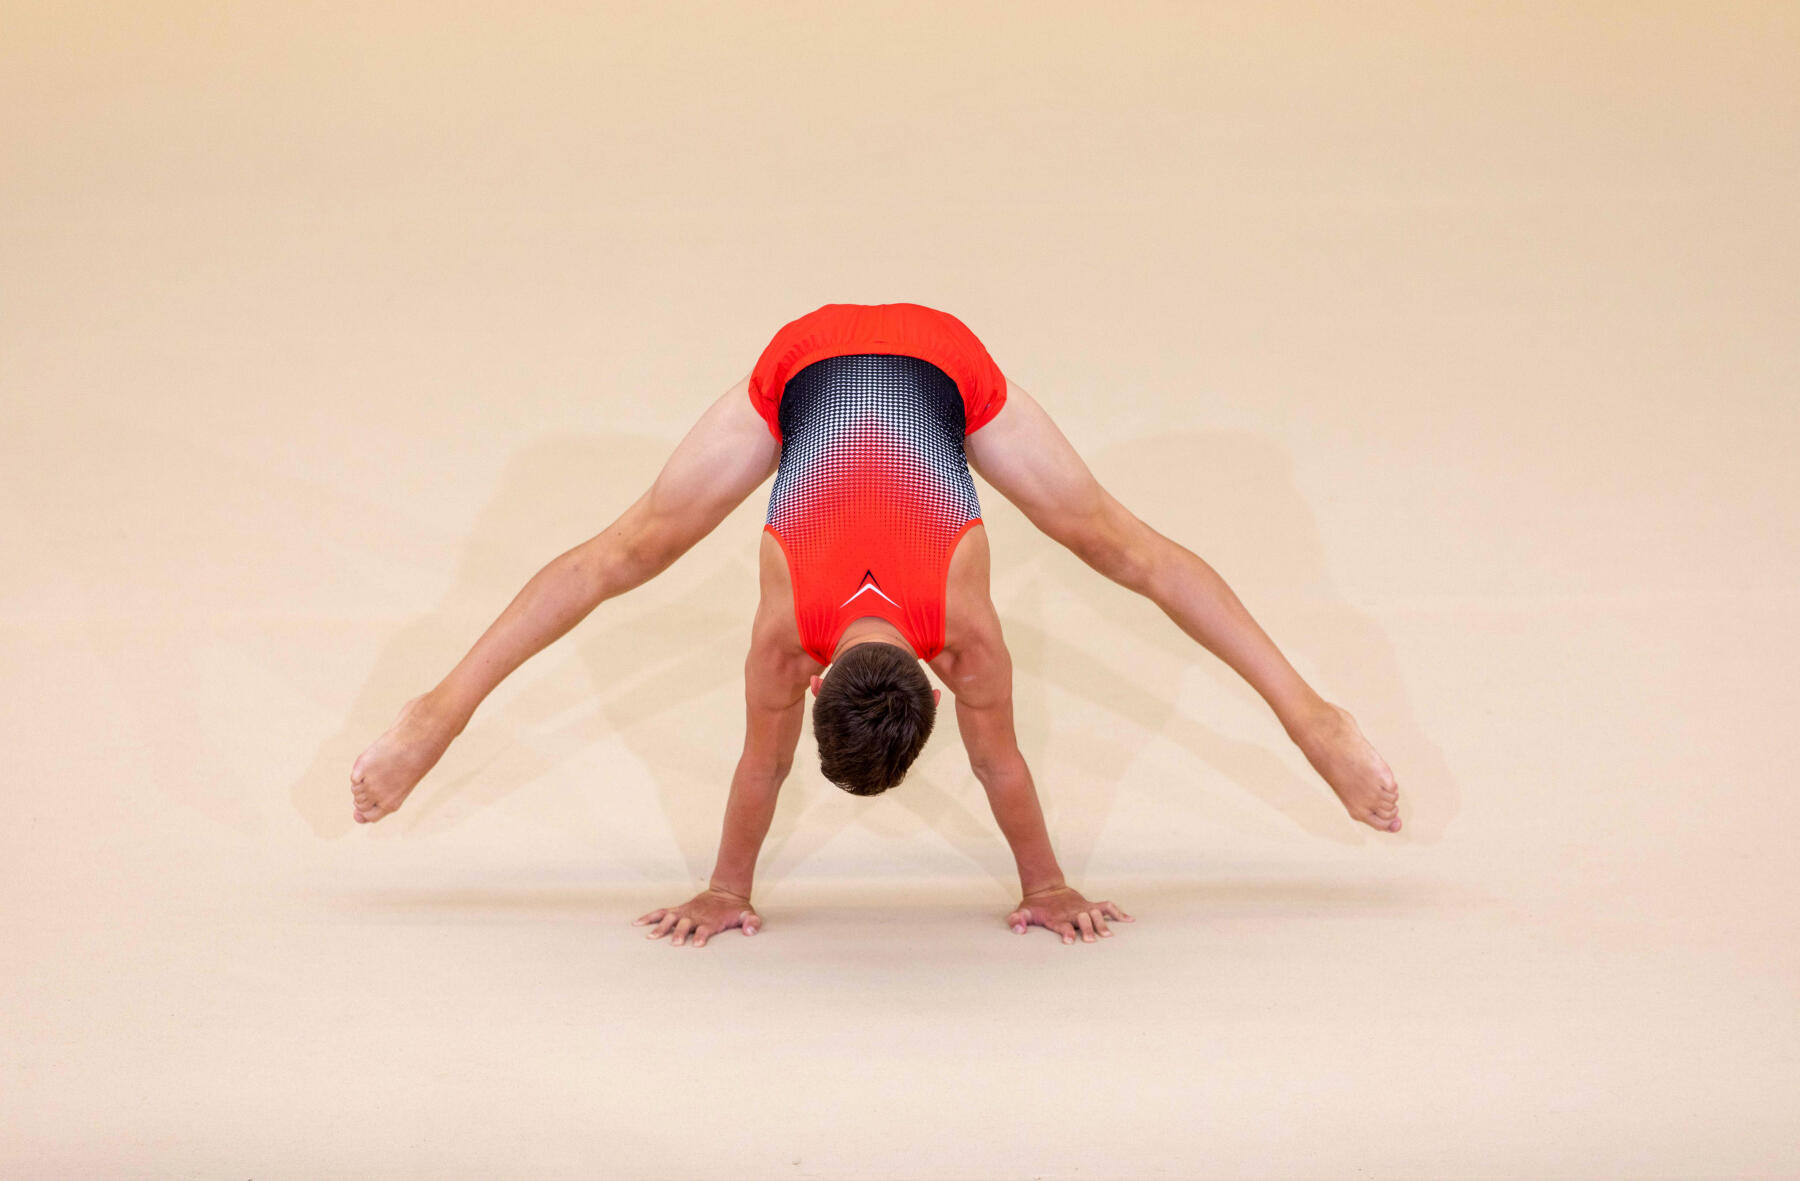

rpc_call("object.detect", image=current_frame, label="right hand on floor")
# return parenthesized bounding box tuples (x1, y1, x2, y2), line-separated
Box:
(1008, 886, 1133, 944)
(632, 888, 761, 948)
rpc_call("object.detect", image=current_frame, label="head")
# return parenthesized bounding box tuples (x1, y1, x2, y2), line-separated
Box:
(810, 639, 940, 796)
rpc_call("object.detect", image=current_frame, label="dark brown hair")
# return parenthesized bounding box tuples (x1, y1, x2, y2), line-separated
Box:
(812, 641, 936, 796)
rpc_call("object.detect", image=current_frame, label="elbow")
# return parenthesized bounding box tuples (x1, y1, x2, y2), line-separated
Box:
(969, 748, 1028, 789)
(737, 752, 793, 790)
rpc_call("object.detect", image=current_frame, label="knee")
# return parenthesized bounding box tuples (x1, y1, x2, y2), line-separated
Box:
(606, 518, 685, 586)
(1066, 516, 1155, 593)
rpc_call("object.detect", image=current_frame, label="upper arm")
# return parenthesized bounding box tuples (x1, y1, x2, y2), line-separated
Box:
(932, 609, 1025, 779)
(740, 614, 813, 775)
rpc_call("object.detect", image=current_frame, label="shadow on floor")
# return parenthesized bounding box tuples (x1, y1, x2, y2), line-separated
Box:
(317, 870, 1472, 922)
(294, 421, 1458, 883)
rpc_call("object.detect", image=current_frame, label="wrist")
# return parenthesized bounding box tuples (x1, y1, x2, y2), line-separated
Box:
(706, 881, 752, 901)
(1021, 878, 1068, 898)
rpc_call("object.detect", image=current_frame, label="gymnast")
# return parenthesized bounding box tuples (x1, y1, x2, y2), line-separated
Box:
(350, 302, 1401, 948)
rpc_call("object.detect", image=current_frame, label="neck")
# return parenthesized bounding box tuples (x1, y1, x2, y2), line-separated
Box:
(833, 616, 909, 662)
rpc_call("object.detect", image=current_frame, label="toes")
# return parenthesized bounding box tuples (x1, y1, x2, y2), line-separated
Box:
(1356, 797, 1396, 824)
(352, 782, 382, 813)
(1361, 810, 1402, 832)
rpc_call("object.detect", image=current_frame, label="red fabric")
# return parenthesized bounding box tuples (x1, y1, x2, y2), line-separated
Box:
(766, 516, 981, 665)
(748, 302, 1009, 444)
(750, 303, 1006, 664)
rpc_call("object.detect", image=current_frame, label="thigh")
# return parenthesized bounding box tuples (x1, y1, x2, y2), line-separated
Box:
(965, 380, 1119, 546)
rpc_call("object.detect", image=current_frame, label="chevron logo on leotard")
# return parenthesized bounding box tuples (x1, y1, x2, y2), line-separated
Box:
(840, 569, 899, 609)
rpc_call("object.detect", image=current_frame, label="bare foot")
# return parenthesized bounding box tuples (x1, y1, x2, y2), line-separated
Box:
(1292, 702, 1401, 832)
(349, 695, 459, 824)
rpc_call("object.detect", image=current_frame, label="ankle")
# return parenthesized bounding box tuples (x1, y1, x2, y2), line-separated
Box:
(1285, 698, 1345, 748)
(409, 690, 469, 741)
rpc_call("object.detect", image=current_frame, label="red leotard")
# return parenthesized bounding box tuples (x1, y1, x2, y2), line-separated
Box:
(748, 303, 1009, 665)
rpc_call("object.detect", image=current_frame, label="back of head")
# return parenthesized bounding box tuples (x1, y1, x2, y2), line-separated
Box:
(812, 641, 937, 796)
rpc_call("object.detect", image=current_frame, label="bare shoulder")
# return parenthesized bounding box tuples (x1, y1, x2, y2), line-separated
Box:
(934, 525, 1012, 706)
(747, 531, 818, 706)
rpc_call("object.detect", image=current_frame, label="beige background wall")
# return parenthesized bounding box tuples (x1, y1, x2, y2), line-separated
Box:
(4, 3, 1797, 1177)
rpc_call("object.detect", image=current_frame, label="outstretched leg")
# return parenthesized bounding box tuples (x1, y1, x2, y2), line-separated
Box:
(965, 381, 1400, 832)
(350, 375, 778, 823)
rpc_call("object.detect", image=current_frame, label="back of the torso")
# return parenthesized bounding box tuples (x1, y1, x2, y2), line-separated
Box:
(762, 352, 984, 664)
(754, 514, 996, 674)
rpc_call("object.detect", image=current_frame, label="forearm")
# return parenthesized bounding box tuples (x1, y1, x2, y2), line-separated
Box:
(707, 761, 786, 897)
(976, 754, 1066, 895)
(707, 672, 805, 897)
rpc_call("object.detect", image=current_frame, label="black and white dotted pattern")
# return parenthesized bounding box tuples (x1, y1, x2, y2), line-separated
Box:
(766, 352, 981, 552)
